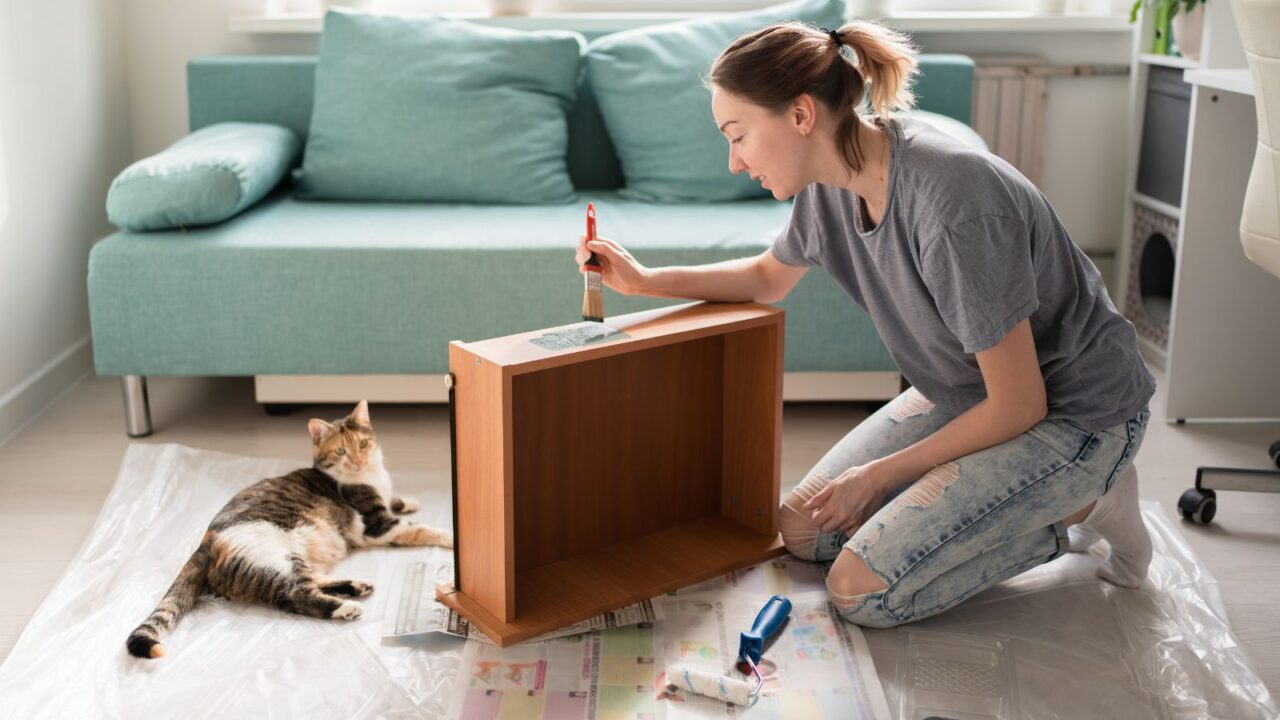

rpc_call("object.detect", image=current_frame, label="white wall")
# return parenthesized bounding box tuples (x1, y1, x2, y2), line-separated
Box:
(123, 0, 318, 159)
(0, 0, 132, 445)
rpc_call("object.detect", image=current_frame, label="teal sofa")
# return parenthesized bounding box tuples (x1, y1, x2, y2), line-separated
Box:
(87, 51, 979, 436)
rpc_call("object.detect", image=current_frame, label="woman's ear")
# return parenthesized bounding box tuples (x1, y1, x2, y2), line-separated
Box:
(791, 93, 817, 137)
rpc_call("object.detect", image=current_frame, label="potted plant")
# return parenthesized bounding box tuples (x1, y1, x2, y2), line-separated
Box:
(1129, 0, 1207, 61)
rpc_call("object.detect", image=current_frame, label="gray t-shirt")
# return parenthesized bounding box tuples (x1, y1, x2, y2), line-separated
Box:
(772, 116, 1155, 432)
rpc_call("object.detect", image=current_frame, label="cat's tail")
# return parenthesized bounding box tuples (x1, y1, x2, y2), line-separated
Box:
(126, 532, 214, 659)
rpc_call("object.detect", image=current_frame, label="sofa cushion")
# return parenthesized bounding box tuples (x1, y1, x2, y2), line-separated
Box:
(913, 110, 987, 150)
(586, 0, 845, 203)
(106, 122, 300, 231)
(295, 9, 585, 204)
(87, 189, 894, 376)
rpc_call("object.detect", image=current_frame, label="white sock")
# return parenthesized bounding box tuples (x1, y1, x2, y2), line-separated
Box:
(1066, 522, 1101, 553)
(1074, 463, 1152, 587)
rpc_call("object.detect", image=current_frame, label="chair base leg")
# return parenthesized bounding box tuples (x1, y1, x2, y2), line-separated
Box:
(121, 375, 152, 437)
(1183, 453, 1280, 525)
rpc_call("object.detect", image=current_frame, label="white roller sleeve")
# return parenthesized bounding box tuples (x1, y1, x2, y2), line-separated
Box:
(665, 664, 755, 706)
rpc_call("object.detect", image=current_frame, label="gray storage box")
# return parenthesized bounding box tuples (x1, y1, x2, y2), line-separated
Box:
(1136, 66, 1193, 207)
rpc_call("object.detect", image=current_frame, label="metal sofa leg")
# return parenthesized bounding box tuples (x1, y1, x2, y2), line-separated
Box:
(121, 375, 153, 437)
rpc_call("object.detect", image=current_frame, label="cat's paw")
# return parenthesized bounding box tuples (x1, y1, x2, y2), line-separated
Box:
(331, 601, 363, 621)
(321, 579, 375, 597)
(391, 524, 451, 547)
(395, 498, 420, 514)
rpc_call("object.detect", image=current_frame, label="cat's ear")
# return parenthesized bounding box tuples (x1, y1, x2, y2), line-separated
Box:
(308, 419, 334, 444)
(352, 399, 370, 426)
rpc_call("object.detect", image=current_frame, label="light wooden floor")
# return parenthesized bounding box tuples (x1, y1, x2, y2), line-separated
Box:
(1, 371, 1278, 697)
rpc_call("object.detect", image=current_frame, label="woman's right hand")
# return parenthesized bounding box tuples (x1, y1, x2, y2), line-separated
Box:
(575, 234, 655, 296)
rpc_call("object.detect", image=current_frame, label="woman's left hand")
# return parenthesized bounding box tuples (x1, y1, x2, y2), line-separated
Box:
(802, 462, 894, 536)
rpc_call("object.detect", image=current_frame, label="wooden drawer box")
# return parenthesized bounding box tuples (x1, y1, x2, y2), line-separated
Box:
(437, 302, 787, 645)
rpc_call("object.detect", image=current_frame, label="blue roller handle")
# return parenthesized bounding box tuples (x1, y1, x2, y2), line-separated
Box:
(739, 595, 792, 666)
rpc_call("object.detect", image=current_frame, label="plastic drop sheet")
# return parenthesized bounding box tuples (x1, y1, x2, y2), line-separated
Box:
(0, 443, 461, 719)
(0, 443, 1275, 719)
(865, 500, 1278, 720)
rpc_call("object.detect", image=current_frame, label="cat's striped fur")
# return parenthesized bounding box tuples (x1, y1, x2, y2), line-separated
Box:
(126, 400, 450, 660)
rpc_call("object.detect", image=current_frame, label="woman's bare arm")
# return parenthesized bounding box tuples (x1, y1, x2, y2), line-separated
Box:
(576, 237, 808, 303)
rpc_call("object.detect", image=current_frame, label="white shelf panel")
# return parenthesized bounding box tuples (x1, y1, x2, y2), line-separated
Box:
(229, 11, 1134, 35)
(1183, 68, 1255, 96)
(229, 12, 320, 33)
(1131, 190, 1183, 221)
(1139, 53, 1200, 69)
(885, 12, 1132, 32)
(230, 11, 691, 33)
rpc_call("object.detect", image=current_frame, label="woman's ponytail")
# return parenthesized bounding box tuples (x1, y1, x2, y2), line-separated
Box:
(832, 22, 918, 121)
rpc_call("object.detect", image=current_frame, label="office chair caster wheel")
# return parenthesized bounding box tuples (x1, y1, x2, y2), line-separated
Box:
(1269, 440, 1280, 469)
(1178, 488, 1216, 525)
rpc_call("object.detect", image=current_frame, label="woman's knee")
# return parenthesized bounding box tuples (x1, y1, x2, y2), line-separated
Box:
(779, 505, 820, 561)
(825, 549, 901, 627)
(828, 547, 889, 598)
(778, 471, 834, 561)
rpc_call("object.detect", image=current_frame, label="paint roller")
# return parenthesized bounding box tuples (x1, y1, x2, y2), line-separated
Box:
(664, 594, 792, 706)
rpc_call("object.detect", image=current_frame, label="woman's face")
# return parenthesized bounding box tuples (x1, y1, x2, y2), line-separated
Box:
(711, 87, 813, 200)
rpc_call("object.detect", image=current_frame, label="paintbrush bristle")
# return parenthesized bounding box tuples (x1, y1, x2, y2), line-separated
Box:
(582, 267, 604, 322)
(582, 289, 604, 321)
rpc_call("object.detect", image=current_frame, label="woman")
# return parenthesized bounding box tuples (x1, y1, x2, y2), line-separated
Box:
(574, 21, 1156, 628)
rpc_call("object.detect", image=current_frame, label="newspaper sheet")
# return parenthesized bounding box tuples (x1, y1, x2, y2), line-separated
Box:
(444, 557, 890, 719)
(385, 560, 662, 646)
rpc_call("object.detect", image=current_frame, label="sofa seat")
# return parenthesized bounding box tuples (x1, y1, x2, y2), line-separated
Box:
(88, 188, 896, 376)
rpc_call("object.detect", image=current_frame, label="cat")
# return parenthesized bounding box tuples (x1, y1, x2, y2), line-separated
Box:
(126, 400, 451, 660)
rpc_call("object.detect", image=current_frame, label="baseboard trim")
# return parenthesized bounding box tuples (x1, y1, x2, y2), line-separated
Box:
(0, 335, 94, 448)
(255, 371, 903, 404)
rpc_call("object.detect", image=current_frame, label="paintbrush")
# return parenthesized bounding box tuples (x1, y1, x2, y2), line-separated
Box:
(581, 202, 604, 322)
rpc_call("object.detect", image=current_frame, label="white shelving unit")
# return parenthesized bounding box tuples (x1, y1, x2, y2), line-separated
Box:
(1117, 0, 1280, 421)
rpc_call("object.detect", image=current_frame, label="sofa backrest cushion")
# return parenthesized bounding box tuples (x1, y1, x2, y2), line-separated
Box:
(188, 49, 973, 193)
(295, 9, 585, 204)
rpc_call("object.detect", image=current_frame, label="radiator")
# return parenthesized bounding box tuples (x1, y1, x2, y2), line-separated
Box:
(970, 57, 1128, 187)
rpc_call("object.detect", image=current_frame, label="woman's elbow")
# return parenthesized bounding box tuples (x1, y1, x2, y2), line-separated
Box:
(752, 273, 798, 304)
(754, 287, 789, 304)
(995, 393, 1047, 430)
(1022, 395, 1049, 428)
(1032, 401, 1049, 426)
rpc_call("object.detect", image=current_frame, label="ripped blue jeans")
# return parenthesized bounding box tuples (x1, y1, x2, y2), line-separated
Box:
(779, 387, 1150, 627)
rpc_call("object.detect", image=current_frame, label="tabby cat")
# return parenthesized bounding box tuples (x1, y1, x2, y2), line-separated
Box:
(126, 400, 451, 659)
